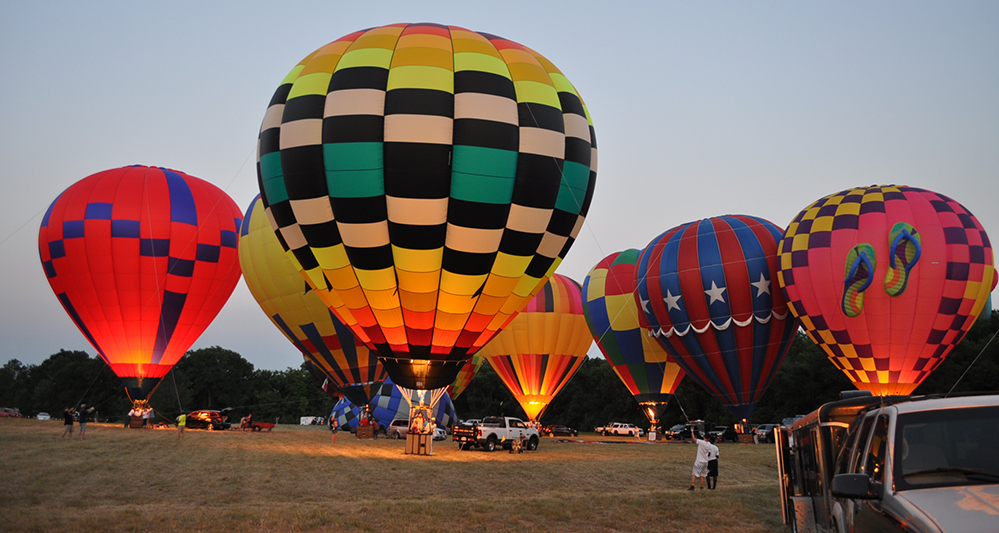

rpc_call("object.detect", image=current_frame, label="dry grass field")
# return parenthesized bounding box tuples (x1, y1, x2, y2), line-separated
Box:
(1, 418, 790, 532)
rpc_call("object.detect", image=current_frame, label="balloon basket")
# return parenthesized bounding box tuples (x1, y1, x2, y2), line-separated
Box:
(355, 425, 374, 439)
(405, 433, 433, 456)
(128, 416, 143, 429)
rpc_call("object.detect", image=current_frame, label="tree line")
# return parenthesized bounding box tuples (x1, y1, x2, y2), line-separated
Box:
(2, 314, 996, 430)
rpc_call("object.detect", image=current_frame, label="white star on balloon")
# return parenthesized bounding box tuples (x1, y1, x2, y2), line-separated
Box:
(751, 273, 771, 297)
(704, 281, 727, 304)
(663, 289, 682, 311)
(640, 296, 650, 313)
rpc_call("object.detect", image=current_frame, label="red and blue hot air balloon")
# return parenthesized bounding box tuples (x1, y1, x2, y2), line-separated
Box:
(38, 166, 243, 404)
(636, 215, 797, 420)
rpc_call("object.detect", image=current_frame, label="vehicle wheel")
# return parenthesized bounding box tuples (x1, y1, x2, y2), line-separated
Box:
(602, 430, 608, 437)
(391, 431, 400, 439)
(630, 431, 635, 437)
(485, 436, 497, 452)
(527, 437, 538, 451)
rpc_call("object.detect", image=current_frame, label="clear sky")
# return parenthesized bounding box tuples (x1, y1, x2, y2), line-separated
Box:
(2, 1, 997, 372)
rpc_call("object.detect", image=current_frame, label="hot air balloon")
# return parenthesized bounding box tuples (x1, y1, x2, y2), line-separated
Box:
(332, 376, 456, 433)
(38, 166, 243, 404)
(256, 23, 597, 390)
(583, 249, 685, 430)
(777, 185, 996, 395)
(446, 353, 484, 400)
(238, 194, 387, 406)
(478, 274, 592, 422)
(637, 215, 797, 421)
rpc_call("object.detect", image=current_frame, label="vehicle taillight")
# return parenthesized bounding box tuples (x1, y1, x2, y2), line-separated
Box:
(477, 428, 481, 438)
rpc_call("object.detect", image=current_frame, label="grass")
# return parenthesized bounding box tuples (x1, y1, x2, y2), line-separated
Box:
(1, 419, 790, 532)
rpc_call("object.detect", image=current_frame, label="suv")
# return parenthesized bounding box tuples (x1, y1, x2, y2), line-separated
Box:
(708, 425, 737, 443)
(387, 419, 409, 439)
(186, 410, 231, 430)
(776, 393, 999, 532)
(667, 421, 703, 441)
(754, 423, 779, 443)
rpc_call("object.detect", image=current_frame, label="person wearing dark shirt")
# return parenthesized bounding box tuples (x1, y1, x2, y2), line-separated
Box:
(61, 407, 75, 439)
(78, 404, 95, 439)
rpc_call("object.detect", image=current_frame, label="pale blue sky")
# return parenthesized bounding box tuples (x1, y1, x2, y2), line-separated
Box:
(2, 1, 997, 371)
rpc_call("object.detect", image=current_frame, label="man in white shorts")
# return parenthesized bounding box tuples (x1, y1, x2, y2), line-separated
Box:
(688, 432, 713, 491)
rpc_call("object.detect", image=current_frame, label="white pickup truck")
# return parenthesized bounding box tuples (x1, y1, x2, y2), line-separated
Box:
(452, 416, 540, 452)
(594, 422, 644, 437)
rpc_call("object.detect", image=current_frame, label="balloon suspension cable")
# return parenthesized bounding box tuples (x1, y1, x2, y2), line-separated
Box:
(946, 326, 999, 397)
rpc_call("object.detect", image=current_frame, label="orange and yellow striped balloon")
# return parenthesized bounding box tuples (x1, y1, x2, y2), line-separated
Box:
(479, 274, 592, 421)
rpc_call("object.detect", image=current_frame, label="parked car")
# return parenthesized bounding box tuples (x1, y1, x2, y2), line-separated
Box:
(387, 419, 409, 439)
(185, 410, 231, 430)
(708, 425, 737, 443)
(777, 392, 999, 532)
(433, 427, 447, 441)
(593, 422, 644, 437)
(0, 407, 22, 418)
(35, 412, 51, 420)
(753, 423, 779, 443)
(544, 425, 578, 437)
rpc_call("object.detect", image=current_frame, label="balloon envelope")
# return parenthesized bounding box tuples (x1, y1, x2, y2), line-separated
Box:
(778, 185, 996, 395)
(583, 249, 685, 425)
(238, 194, 386, 400)
(38, 166, 243, 401)
(479, 274, 591, 421)
(446, 353, 484, 400)
(637, 215, 797, 420)
(256, 23, 598, 390)
(332, 377, 456, 432)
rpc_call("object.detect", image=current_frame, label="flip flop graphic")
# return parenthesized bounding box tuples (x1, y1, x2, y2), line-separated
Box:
(842, 243, 876, 318)
(885, 222, 921, 297)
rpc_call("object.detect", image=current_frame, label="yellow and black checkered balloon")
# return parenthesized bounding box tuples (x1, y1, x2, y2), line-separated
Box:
(256, 24, 597, 389)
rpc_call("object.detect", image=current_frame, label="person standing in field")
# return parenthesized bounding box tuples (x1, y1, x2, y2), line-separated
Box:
(329, 413, 339, 444)
(688, 432, 712, 490)
(61, 407, 76, 438)
(176, 412, 186, 440)
(707, 439, 720, 489)
(77, 404, 95, 439)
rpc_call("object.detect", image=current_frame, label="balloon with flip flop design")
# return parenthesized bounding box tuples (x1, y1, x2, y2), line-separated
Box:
(777, 185, 996, 395)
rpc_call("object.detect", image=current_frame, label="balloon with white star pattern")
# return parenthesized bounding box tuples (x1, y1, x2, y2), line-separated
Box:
(636, 215, 798, 420)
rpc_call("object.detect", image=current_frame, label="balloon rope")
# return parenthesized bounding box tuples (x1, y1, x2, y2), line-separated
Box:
(0, 205, 48, 247)
(170, 366, 183, 414)
(672, 391, 690, 422)
(946, 326, 999, 397)
(74, 364, 105, 407)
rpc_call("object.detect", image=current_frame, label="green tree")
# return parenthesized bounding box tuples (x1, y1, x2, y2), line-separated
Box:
(173, 346, 255, 410)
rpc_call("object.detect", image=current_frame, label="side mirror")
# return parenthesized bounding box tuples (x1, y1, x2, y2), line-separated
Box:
(832, 474, 883, 500)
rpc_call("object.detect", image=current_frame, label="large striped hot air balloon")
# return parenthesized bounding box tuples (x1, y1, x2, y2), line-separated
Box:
(479, 274, 592, 422)
(38, 166, 243, 403)
(256, 23, 597, 390)
(583, 249, 685, 428)
(238, 195, 387, 405)
(637, 215, 797, 421)
(778, 185, 996, 395)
